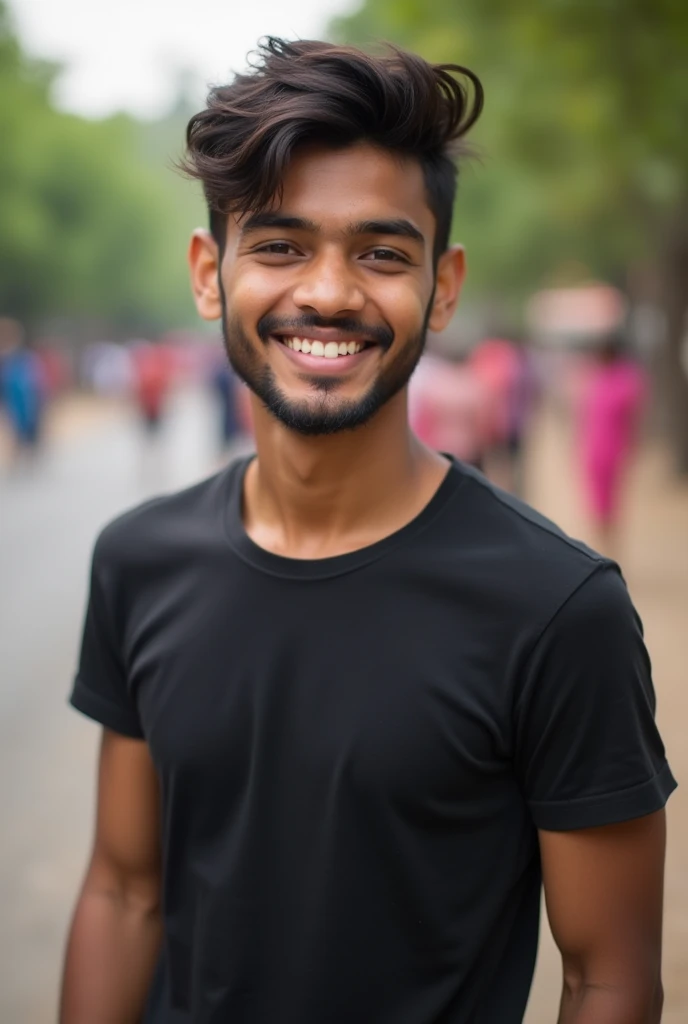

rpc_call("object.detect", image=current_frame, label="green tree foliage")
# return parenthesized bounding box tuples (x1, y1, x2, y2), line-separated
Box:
(0, 1, 203, 335)
(333, 0, 688, 469)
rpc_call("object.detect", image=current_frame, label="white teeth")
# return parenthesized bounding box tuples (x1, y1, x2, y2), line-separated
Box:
(282, 336, 364, 358)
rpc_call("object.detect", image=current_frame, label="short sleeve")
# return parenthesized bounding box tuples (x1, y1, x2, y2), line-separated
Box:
(70, 535, 143, 738)
(514, 564, 676, 830)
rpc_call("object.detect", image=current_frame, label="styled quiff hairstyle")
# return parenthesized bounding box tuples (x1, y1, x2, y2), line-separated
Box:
(183, 38, 484, 260)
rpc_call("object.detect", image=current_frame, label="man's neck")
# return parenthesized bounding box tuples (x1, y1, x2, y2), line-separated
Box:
(243, 391, 449, 560)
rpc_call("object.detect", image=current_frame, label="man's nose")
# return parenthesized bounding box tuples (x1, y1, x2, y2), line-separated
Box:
(292, 249, 365, 317)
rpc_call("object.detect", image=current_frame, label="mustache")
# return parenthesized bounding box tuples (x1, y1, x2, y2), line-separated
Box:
(257, 313, 394, 351)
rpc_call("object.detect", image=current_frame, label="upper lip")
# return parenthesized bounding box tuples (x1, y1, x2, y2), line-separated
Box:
(271, 328, 376, 346)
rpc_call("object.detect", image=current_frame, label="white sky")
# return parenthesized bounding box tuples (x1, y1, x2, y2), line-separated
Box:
(8, 0, 361, 118)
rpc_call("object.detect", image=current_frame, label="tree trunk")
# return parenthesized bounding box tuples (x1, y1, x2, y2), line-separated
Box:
(659, 220, 688, 475)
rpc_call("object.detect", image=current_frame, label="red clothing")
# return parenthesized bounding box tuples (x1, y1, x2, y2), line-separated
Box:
(132, 345, 172, 418)
(469, 339, 522, 444)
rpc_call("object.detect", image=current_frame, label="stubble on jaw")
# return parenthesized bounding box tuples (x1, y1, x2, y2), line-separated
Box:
(218, 285, 434, 436)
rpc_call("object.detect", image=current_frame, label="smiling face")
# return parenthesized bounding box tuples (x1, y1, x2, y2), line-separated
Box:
(189, 142, 465, 435)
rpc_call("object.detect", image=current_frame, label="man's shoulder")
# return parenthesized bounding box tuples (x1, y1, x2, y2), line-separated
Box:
(92, 459, 244, 573)
(450, 461, 603, 556)
(436, 461, 613, 612)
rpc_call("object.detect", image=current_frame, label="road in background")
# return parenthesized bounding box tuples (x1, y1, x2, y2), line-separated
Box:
(1, 390, 686, 1022)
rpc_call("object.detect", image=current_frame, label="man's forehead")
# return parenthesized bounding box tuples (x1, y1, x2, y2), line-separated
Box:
(282, 142, 427, 201)
(231, 143, 433, 237)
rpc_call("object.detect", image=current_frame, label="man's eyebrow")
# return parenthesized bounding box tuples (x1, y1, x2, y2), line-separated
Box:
(239, 212, 425, 246)
(348, 219, 425, 245)
(240, 212, 320, 235)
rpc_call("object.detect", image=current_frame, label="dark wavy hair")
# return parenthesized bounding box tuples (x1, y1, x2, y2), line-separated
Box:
(182, 37, 484, 261)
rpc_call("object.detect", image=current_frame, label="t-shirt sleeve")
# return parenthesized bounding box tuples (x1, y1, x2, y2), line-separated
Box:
(514, 564, 676, 831)
(70, 534, 144, 739)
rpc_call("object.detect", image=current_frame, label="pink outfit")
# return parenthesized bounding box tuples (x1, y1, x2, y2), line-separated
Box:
(409, 355, 491, 465)
(577, 359, 647, 524)
(469, 339, 523, 444)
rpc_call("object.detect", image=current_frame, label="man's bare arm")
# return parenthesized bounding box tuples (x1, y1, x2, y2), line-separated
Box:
(60, 728, 163, 1024)
(540, 810, 666, 1024)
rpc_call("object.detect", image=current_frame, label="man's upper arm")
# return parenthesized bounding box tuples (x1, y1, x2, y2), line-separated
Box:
(514, 564, 676, 830)
(86, 728, 161, 905)
(514, 566, 675, 1015)
(71, 528, 144, 738)
(539, 811, 666, 995)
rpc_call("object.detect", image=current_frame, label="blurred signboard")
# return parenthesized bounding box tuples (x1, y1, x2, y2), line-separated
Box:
(526, 283, 627, 346)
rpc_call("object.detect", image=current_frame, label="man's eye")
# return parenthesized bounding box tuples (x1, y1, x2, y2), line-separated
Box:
(364, 249, 407, 263)
(259, 243, 296, 255)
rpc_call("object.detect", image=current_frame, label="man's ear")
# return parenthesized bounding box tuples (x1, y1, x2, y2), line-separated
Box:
(428, 245, 466, 332)
(188, 229, 223, 321)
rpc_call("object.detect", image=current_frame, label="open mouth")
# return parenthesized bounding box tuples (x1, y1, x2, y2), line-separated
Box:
(274, 335, 373, 360)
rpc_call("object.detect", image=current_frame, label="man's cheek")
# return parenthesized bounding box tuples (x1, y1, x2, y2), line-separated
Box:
(380, 281, 426, 323)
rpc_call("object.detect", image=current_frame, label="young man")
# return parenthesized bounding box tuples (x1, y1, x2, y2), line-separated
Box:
(61, 38, 675, 1024)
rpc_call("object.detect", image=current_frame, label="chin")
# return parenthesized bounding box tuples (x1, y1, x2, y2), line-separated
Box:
(255, 373, 389, 436)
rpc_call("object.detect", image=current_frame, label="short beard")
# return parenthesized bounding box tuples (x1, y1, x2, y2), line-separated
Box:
(219, 289, 433, 437)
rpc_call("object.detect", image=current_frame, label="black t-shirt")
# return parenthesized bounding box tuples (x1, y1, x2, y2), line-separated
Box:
(71, 457, 676, 1024)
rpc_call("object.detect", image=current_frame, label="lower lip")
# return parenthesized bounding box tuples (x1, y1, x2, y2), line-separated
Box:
(271, 338, 378, 373)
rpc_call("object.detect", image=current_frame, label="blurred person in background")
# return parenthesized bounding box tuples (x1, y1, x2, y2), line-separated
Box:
(36, 341, 72, 398)
(469, 333, 535, 494)
(0, 316, 46, 464)
(501, 336, 538, 496)
(575, 332, 649, 556)
(409, 347, 491, 468)
(81, 341, 133, 399)
(207, 351, 242, 452)
(130, 340, 173, 435)
(61, 39, 674, 1024)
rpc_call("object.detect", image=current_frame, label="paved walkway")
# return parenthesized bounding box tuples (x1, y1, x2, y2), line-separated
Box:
(1, 392, 686, 1021)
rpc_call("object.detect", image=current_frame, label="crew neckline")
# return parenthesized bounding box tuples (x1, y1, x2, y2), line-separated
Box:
(222, 455, 466, 580)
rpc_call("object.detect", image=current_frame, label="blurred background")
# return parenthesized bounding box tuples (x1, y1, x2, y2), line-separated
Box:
(1, 1, 686, 1020)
